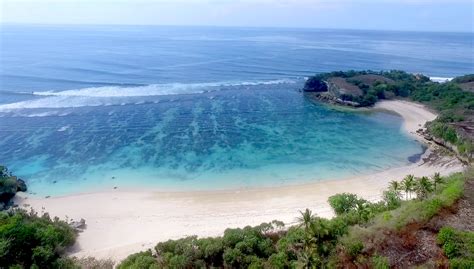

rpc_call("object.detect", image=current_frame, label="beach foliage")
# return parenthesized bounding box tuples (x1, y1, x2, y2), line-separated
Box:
(437, 226, 474, 268)
(116, 250, 159, 269)
(0, 209, 76, 269)
(117, 170, 470, 268)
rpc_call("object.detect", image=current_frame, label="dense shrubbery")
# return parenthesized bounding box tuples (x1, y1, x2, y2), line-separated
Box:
(0, 209, 77, 269)
(334, 172, 468, 267)
(117, 171, 469, 268)
(437, 227, 474, 268)
(303, 76, 328, 92)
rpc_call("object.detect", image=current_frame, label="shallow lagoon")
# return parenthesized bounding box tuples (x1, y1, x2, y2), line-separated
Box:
(0, 82, 422, 195)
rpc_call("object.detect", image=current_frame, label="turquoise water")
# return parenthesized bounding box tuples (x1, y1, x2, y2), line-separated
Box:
(1, 25, 471, 196)
(0, 83, 422, 195)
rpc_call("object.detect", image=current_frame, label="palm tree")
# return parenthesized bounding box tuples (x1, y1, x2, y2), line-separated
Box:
(298, 209, 315, 233)
(415, 176, 434, 200)
(432, 172, 443, 192)
(298, 249, 319, 269)
(389, 180, 400, 192)
(401, 174, 415, 199)
(389, 180, 402, 199)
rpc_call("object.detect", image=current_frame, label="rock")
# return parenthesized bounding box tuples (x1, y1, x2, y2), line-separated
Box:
(16, 179, 27, 192)
(0, 202, 5, 211)
(69, 218, 86, 231)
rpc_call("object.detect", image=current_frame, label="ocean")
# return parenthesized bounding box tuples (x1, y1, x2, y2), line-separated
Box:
(0, 25, 472, 195)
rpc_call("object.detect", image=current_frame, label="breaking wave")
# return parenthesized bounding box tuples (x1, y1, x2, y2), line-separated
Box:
(0, 79, 297, 111)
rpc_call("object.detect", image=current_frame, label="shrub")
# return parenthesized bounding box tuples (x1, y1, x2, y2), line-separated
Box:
(437, 226, 474, 266)
(372, 255, 390, 269)
(328, 193, 363, 215)
(303, 77, 328, 92)
(116, 250, 158, 269)
(345, 240, 364, 258)
(382, 190, 401, 209)
(0, 209, 76, 269)
(72, 256, 114, 269)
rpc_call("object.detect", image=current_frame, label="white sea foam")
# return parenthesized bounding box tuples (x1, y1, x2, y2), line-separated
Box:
(0, 79, 296, 112)
(57, 125, 71, 132)
(430, 77, 453, 83)
(31, 79, 295, 98)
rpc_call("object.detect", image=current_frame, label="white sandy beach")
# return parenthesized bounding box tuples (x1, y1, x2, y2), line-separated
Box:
(15, 100, 465, 262)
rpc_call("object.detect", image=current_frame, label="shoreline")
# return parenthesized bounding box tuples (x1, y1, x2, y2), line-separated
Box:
(15, 100, 465, 262)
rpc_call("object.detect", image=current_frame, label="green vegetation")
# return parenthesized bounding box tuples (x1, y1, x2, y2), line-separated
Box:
(117, 171, 471, 268)
(0, 209, 77, 269)
(116, 251, 159, 269)
(304, 70, 474, 161)
(437, 227, 474, 268)
(0, 168, 469, 268)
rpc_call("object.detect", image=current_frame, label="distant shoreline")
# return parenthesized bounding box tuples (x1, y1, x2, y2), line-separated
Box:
(15, 100, 465, 262)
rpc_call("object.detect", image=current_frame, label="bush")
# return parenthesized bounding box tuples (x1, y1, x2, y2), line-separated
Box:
(72, 257, 114, 269)
(382, 190, 401, 209)
(303, 77, 328, 92)
(116, 250, 159, 269)
(372, 255, 390, 269)
(0, 209, 76, 269)
(437, 226, 474, 266)
(345, 240, 364, 258)
(328, 193, 363, 215)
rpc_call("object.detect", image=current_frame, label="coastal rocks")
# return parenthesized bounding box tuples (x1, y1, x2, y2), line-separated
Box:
(303, 76, 362, 107)
(419, 128, 471, 164)
(69, 218, 87, 232)
(305, 92, 360, 107)
(17, 179, 27, 192)
(0, 166, 28, 211)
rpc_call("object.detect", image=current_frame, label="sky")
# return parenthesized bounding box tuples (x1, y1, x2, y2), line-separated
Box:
(0, 0, 473, 32)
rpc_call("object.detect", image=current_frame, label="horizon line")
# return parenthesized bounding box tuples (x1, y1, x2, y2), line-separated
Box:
(1, 22, 472, 35)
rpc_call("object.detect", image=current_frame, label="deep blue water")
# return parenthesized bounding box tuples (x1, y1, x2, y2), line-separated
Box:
(0, 25, 472, 195)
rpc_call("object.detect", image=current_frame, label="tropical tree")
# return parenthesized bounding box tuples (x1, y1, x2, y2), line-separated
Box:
(297, 249, 319, 269)
(432, 172, 444, 192)
(401, 174, 415, 199)
(382, 189, 401, 209)
(414, 176, 434, 200)
(298, 209, 315, 233)
(328, 193, 359, 215)
(389, 180, 400, 192)
(388, 180, 402, 199)
(297, 209, 319, 268)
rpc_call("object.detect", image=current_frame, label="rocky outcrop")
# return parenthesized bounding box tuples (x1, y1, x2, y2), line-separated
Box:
(17, 179, 27, 192)
(306, 92, 360, 107)
(1, 166, 28, 210)
(69, 218, 87, 232)
(418, 129, 472, 164)
(303, 76, 362, 107)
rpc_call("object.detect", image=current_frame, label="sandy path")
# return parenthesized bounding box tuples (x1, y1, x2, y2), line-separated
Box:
(15, 100, 464, 262)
